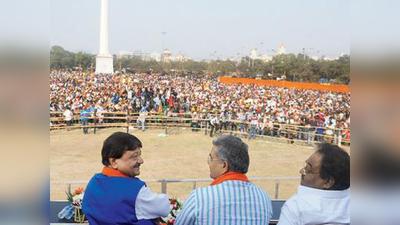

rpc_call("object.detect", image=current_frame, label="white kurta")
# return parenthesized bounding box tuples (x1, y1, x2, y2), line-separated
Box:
(278, 185, 350, 225)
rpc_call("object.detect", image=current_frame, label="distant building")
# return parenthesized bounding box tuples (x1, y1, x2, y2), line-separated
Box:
(250, 48, 258, 60)
(312, 56, 320, 61)
(172, 53, 190, 62)
(133, 50, 150, 61)
(117, 50, 152, 61)
(150, 52, 161, 62)
(278, 43, 286, 54)
(260, 54, 273, 62)
(227, 56, 236, 61)
(322, 56, 336, 61)
(133, 50, 151, 61)
(162, 49, 172, 63)
(116, 51, 134, 59)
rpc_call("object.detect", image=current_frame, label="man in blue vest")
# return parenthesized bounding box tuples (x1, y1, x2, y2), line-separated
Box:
(80, 107, 90, 134)
(82, 132, 171, 225)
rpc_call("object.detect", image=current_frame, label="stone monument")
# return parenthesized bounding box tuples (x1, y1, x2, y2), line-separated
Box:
(95, 0, 113, 74)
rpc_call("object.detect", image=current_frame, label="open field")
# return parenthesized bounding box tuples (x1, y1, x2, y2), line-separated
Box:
(50, 127, 320, 201)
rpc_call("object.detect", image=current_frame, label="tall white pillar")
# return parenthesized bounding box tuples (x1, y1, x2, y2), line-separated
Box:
(96, 0, 113, 74)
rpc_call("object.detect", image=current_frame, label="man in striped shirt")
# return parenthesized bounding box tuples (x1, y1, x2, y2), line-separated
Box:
(175, 135, 273, 225)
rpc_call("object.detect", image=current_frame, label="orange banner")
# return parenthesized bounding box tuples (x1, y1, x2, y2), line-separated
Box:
(218, 77, 350, 93)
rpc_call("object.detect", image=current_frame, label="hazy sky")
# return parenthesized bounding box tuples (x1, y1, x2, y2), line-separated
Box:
(51, 0, 350, 60)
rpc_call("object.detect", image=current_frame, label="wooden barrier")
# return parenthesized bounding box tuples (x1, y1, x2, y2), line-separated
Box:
(50, 111, 350, 147)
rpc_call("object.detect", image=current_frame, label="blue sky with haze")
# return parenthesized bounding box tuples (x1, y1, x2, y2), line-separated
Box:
(51, 0, 350, 60)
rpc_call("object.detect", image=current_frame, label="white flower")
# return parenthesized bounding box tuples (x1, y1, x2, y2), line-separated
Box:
(162, 214, 174, 222)
(72, 193, 84, 207)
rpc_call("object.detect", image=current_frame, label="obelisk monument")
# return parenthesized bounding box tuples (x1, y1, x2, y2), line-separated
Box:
(95, 0, 113, 74)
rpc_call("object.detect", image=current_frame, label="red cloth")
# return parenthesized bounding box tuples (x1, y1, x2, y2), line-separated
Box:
(168, 98, 174, 107)
(210, 171, 250, 186)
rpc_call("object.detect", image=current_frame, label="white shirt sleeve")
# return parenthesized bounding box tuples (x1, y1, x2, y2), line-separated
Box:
(135, 186, 172, 220)
(277, 202, 299, 225)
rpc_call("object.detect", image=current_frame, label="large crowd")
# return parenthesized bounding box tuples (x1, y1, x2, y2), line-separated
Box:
(50, 71, 350, 143)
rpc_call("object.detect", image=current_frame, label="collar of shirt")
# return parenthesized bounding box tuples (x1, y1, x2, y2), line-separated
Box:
(210, 171, 250, 186)
(298, 185, 350, 198)
(101, 167, 130, 178)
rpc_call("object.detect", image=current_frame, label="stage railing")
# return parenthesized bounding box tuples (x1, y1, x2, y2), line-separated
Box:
(51, 176, 299, 200)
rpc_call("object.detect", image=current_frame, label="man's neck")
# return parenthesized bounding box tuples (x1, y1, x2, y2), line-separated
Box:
(210, 171, 250, 186)
(101, 167, 132, 178)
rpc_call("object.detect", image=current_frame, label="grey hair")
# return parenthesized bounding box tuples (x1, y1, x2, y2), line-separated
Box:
(213, 135, 249, 174)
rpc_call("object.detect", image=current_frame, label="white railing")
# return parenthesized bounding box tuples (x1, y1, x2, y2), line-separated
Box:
(51, 176, 299, 199)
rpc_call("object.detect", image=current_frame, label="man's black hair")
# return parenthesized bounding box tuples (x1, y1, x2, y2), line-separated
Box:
(101, 132, 142, 166)
(317, 143, 350, 190)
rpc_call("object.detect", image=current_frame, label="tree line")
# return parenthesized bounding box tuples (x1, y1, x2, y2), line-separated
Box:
(51, 45, 350, 84)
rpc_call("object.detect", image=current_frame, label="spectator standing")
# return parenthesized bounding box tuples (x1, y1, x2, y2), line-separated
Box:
(63, 108, 73, 131)
(80, 107, 90, 134)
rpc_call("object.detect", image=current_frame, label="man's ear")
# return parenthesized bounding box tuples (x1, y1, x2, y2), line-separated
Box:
(109, 158, 118, 169)
(221, 161, 229, 173)
(323, 177, 335, 190)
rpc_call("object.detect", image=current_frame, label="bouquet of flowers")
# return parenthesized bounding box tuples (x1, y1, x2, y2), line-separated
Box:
(58, 187, 86, 223)
(66, 187, 85, 208)
(160, 198, 184, 225)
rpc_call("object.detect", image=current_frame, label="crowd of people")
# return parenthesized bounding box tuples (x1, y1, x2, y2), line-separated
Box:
(50, 71, 350, 143)
(52, 70, 351, 224)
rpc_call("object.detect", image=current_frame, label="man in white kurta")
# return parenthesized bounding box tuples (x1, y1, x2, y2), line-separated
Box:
(278, 143, 350, 225)
(278, 185, 349, 225)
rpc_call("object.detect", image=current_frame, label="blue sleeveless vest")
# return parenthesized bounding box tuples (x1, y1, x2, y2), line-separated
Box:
(82, 173, 156, 225)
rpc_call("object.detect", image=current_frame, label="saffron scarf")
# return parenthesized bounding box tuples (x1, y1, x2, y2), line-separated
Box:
(210, 171, 250, 186)
(101, 167, 130, 178)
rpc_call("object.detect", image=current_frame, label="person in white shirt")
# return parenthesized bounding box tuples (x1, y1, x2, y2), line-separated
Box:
(248, 115, 258, 140)
(257, 119, 265, 136)
(278, 143, 350, 225)
(95, 104, 104, 124)
(209, 115, 220, 137)
(63, 108, 74, 130)
(238, 111, 246, 136)
(191, 112, 200, 132)
(137, 107, 148, 131)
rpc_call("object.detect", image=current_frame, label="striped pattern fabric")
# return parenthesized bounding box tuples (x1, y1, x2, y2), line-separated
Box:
(175, 180, 273, 225)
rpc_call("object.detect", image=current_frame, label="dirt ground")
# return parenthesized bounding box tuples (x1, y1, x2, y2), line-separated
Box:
(50, 127, 319, 201)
